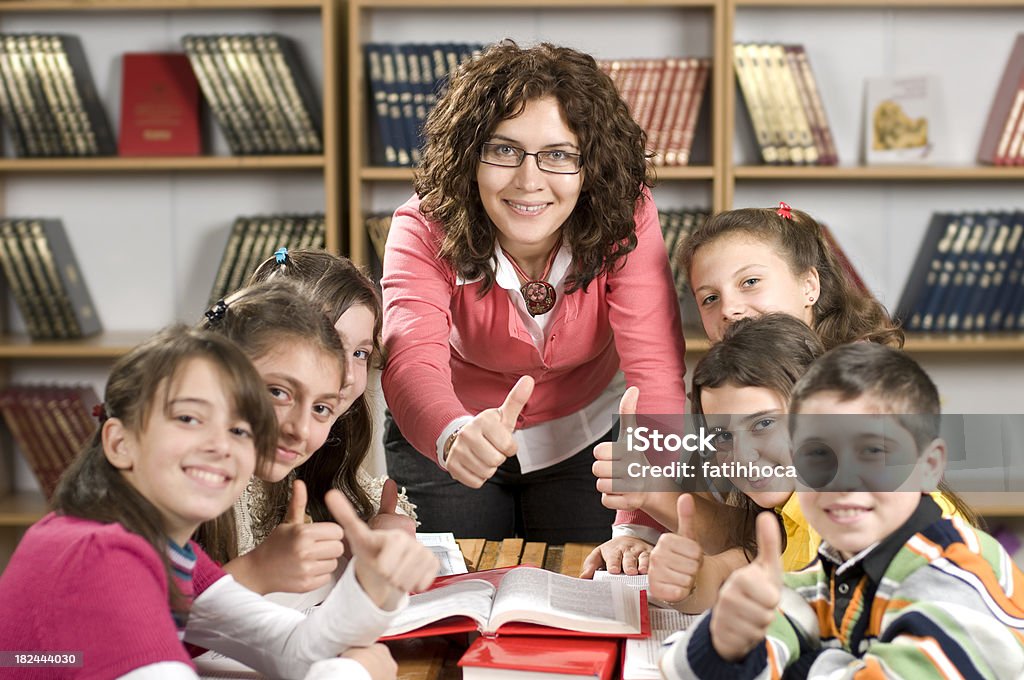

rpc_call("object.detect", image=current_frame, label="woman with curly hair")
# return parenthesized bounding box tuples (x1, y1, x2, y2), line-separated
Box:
(381, 40, 687, 542)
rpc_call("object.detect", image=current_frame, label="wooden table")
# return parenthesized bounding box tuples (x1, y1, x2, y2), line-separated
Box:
(390, 540, 599, 680)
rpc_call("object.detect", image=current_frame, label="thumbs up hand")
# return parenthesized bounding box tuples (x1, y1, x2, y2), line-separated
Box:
(445, 376, 534, 488)
(326, 488, 438, 610)
(368, 478, 417, 535)
(228, 479, 346, 595)
(709, 511, 784, 662)
(648, 494, 704, 605)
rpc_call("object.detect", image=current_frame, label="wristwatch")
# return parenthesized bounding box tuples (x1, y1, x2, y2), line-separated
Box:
(442, 427, 461, 463)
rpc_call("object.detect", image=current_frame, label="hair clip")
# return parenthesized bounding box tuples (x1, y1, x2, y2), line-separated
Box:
(776, 201, 793, 220)
(205, 299, 228, 325)
(274, 247, 288, 265)
(92, 403, 108, 424)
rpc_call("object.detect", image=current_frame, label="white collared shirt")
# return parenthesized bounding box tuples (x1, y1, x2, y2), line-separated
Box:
(437, 243, 622, 473)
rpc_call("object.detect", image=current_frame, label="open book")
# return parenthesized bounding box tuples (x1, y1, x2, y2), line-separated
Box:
(383, 566, 648, 639)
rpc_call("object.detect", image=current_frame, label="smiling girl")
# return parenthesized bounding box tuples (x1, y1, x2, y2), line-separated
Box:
(0, 326, 430, 679)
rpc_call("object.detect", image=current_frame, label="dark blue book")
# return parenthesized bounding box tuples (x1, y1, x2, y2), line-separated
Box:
(930, 216, 973, 332)
(390, 43, 415, 167)
(364, 43, 397, 166)
(989, 214, 1023, 331)
(946, 212, 991, 332)
(966, 212, 1012, 331)
(1001, 211, 1024, 330)
(897, 212, 957, 331)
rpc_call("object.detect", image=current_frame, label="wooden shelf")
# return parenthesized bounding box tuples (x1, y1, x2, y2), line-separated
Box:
(0, 492, 47, 527)
(959, 492, 1024, 517)
(0, 0, 324, 10)
(0, 155, 325, 173)
(356, 0, 717, 8)
(0, 331, 153, 359)
(734, 0, 1023, 6)
(734, 165, 1024, 181)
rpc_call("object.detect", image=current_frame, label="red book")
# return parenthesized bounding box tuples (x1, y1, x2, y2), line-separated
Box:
(119, 53, 201, 156)
(381, 566, 650, 641)
(459, 635, 620, 680)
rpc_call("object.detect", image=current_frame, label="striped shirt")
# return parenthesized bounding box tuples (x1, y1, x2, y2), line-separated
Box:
(167, 539, 197, 640)
(663, 495, 1024, 679)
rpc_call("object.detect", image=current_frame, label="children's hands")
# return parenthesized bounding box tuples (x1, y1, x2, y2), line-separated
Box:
(709, 511, 783, 662)
(367, 478, 416, 535)
(445, 376, 533, 489)
(326, 488, 438, 611)
(648, 494, 704, 604)
(339, 643, 397, 680)
(233, 479, 345, 594)
(579, 536, 653, 578)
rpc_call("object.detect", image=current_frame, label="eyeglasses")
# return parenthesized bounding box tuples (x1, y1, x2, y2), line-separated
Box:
(479, 143, 583, 174)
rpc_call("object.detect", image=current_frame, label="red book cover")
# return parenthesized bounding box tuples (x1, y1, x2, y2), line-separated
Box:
(459, 635, 620, 680)
(381, 566, 650, 641)
(119, 53, 201, 156)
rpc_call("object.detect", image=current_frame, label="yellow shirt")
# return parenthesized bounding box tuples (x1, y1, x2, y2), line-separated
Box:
(776, 491, 959, 572)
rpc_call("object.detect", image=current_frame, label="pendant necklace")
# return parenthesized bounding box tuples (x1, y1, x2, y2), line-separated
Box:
(506, 243, 559, 317)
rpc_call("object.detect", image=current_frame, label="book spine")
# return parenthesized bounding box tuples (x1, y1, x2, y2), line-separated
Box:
(0, 219, 53, 338)
(1000, 213, 1024, 330)
(962, 214, 1003, 331)
(896, 213, 954, 331)
(15, 219, 69, 339)
(930, 218, 972, 332)
(0, 37, 29, 156)
(16, 35, 62, 156)
(209, 34, 267, 154)
(264, 34, 322, 153)
(364, 43, 397, 166)
(26, 34, 74, 156)
(664, 58, 697, 166)
(183, 34, 244, 154)
(234, 34, 294, 153)
(945, 215, 987, 331)
(39, 34, 90, 156)
(253, 34, 312, 154)
(677, 59, 711, 166)
(55, 34, 115, 155)
(793, 46, 838, 165)
(405, 44, 428, 165)
(379, 47, 409, 167)
(644, 58, 677, 166)
(391, 44, 416, 167)
(772, 44, 817, 165)
(0, 389, 57, 498)
(733, 44, 777, 164)
(993, 83, 1024, 165)
(36, 218, 102, 337)
(978, 35, 1024, 164)
(1, 35, 47, 157)
(989, 217, 1022, 330)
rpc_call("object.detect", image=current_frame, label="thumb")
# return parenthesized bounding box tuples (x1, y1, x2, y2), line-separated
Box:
(676, 493, 696, 541)
(285, 479, 308, 524)
(619, 386, 639, 418)
(498, 375, 534, 430)
(326, 489, 375, 553)
(754, 510, 783, 578)
(378, 478, 399, 515)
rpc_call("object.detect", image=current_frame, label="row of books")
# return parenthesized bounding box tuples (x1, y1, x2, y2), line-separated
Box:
(659, 208, 708, 328)
(897, 211, 1024, 333)
(978, 33, 1024, 166)
(0, 33, 115, 157)
(364, 42, 482, 167)
(597, 58, 710, 167)
(208, 212, 326, 305)
(0, 218, 101, 340)
(182, 33, 322, 156)
(734, 42, 838, 166)
(0, 383, 99, 499)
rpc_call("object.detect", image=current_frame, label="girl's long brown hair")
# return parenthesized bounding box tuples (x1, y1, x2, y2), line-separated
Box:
(195, 280, 346, 564)
(416, 40, 650, 295)
(53, 325, 277, 617)
(677, 207, 904, 350)
(249, 249, 384, 522)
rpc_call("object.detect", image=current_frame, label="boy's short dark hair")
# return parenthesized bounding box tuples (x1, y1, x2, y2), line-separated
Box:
(790, 343, 940, 449)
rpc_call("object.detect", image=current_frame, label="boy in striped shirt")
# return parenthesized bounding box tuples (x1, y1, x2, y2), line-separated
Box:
(661, 343, 1024, 679)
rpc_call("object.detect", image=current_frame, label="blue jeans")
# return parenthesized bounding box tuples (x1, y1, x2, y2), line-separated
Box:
(384, 413, 616, 543)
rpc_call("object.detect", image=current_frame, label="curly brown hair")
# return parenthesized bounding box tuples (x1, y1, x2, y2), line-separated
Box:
(676, 207, 905, 350)
(415, 40, 651, 294)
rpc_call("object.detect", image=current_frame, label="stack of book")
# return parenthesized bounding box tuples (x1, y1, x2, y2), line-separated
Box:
(0, 217, 102, 340)
(897, 211, 1024, 333)
(364, 42, 484, 167)
(208, 212, 326, 305)
(733, 43, 838, 166)
(0, 33, 116, 157)
(0, 383, 100, 499)
(598, 58, 711, 167)
(978, 34, 1024, 166)
(660, 208, 708, 329)
(181, 34, 322, 155)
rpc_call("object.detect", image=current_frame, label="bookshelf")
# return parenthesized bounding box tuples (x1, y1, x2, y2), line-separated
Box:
(346, 0, 727, 271)
(0, 0, 341, 570)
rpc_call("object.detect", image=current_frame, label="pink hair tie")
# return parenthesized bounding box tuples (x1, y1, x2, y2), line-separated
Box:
(776, 201, 793, 220)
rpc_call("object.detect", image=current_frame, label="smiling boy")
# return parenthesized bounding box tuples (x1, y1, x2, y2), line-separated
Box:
(661, 343, 1024, 679)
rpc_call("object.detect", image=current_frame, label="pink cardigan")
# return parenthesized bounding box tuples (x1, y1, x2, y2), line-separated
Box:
(382, 189, 687, 473)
